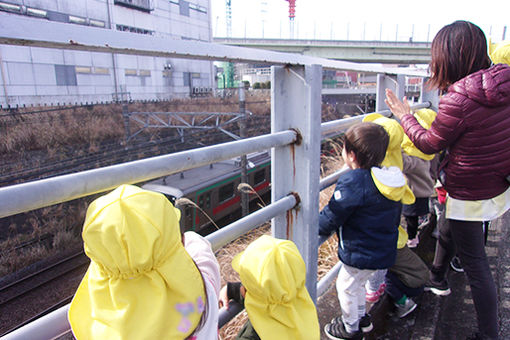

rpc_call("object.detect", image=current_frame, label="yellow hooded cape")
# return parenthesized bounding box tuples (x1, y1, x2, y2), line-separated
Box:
(362, 114, 415, 204)
(489, 39, 510, 66)
(232, 235, 320, 340)
(400, 108, 437, 160)
(69, 185, 205, 340)
(363, 113, 405, 170)
(371, 166, 415, 205)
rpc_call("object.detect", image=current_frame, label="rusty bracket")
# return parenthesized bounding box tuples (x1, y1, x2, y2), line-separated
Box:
(289, 128, 302, 146)
(289, 191, 301, 209)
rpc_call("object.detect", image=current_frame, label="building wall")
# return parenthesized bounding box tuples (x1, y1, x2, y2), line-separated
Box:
(0, 0, 214, 107)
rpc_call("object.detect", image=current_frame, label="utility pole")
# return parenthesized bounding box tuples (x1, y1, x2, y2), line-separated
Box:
(239, 83, 249, 217)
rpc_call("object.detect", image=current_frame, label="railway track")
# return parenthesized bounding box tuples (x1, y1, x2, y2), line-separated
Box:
(0, 252, 89, 336)
(0, 252, 88, 306)
(0, 115, 270, 186)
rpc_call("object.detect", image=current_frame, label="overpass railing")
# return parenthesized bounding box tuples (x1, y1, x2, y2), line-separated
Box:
(0, 12, 438, 339)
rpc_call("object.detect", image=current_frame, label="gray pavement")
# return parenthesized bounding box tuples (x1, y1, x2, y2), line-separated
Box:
(317, 211, 510, 340)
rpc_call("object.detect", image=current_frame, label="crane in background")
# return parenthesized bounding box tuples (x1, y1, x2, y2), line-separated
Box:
(220, 0, 297, 88)
(285, 0, 296, 39)
(223, 0, 235, 88)
(225, 0, 232, 38)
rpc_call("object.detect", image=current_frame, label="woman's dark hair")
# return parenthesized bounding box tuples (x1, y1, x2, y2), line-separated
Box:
(344, 122, 389, 169)
(428, 20, 491, 91)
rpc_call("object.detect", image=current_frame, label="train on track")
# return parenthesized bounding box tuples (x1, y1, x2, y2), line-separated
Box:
(142, 151, 271, 233)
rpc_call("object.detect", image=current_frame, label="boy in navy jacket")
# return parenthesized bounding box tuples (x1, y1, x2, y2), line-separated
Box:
(320, 122, 414, 340)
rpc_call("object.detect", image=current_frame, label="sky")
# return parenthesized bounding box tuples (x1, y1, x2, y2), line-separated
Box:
(211, 0, 509, 43)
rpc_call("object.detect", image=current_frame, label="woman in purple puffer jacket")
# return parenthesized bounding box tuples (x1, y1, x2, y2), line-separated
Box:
(386, 21, 510, 340)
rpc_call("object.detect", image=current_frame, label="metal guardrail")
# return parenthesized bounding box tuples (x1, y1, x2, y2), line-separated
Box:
(0, 13, 439, 339)
(0, 12, 427, 77)
(0, 130, 296, 218)
(0, 103, 432, 340)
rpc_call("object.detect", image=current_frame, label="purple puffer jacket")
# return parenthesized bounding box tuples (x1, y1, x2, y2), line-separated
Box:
(401, 63, 510, 200)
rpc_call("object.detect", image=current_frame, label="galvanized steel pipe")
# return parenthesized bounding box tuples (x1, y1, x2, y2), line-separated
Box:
(207, 194, 297, 251)
(0, 130, 296, 219)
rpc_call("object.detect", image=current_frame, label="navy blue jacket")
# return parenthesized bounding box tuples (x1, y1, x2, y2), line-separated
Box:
(319, 169, 401, 269)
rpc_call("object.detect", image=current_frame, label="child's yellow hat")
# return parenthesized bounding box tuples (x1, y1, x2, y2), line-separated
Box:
(489, 39, 510, 66)
(69, 185, 205, 340)
(363, 113, 405, 169)
(401, 108, 437, 160)
(232, 235, 320, 340)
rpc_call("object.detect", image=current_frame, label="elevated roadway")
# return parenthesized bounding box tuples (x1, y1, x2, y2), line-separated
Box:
(213, 38, 431, 64)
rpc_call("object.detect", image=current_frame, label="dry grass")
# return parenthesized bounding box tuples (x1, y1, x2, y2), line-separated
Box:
(217, 149, 344, 339)
(0, 200, 88, 276)
(216, 224, 270, 340)
(1, 95, 347, 338)
(0, 106, 125, 155)
(317, 142, 344, 281)
(0, 95, 271, 164)
(0, 95, 271, 277)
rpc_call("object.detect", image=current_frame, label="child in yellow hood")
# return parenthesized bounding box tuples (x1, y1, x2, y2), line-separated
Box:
(489, 39, 510, 66)
(218, 235, 320, 340)
(362, 112, 431, 318)
(360, 112, 407, 305)
(68, 184, 221, 340)
(319, 122, 413, 340)
(400, 108, 438, 248)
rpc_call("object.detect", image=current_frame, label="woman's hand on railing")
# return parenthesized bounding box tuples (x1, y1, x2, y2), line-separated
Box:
(385, 89, 412, 120)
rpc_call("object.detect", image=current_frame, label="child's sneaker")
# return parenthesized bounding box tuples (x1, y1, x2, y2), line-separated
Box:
(407, 236, 419, 248)
(365, 289, 380, 303)
(359, 314, 373, 333)
(377, 282, 386, 295)
(365, 283, 386, 303)
(395, 297, 417, 318)
(330, 314, 373, 333)
(324, 320, 363, 340)
(450, 256, 464, 273)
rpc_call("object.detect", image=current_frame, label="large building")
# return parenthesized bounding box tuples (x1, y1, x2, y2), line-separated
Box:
(0, 0, 214, 108)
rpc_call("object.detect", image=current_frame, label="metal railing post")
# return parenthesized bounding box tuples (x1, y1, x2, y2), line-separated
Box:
(420, 77, 440, 111)
(376, 73, 403, 112)
(271, 64, 322, 302)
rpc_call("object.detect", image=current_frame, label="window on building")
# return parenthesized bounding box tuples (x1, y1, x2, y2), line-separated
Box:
(94, 67, 110, 75)
(183, 72, 191, 87)
(218, 183, 234, 202)
(75, 66, 92, 74)
(90, 19, 105, 27)
(0, 2, 22, 14)
(114, 0, 152, 12)
(55, 65, 77, 86)
(47, 11, 68, 23)
(179, 0, 190, 16)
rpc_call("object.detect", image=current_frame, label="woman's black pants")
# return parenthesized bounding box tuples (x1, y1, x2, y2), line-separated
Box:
(431, 219, 498, 339)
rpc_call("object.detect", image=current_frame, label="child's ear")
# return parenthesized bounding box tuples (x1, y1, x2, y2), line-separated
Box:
(347, 150, 357, 165)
